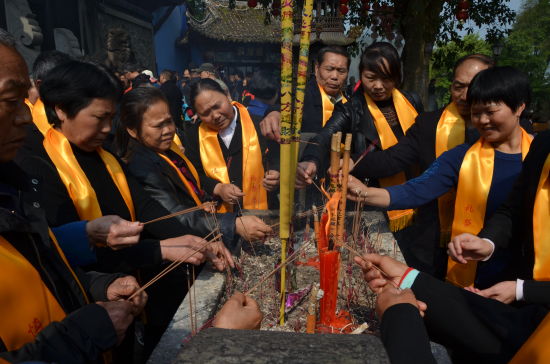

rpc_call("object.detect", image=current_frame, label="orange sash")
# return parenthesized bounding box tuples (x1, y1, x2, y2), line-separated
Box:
(435, 103, 466, 244)
(532, 154, 550, 280)
(198, 102, 267, 212)
(24, 98, 34, 112)
(0, 235, 66, 350)
(43, 128, 136, 221)
(158, 141, 203, 206)
(31, 98, 52, 136)
(509, 312, 550, 364)
(446, 129, 532, 287)
(365, 89, 418, 232)
(318, 84, 347, 127)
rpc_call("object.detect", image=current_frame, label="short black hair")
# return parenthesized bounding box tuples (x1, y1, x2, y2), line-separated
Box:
(32, 50, 73, 83)
(249, 70, 278, 100)
(115, 87, 168, 158)
(453, 54, 495, 77)
(359, 42, 401, 87)
(189, 78, 226, 110)
(467, 66, 531, 112)
(316, 46, 351, 69)
(132, 73, 152, 88)
(40, 60, 122, 127)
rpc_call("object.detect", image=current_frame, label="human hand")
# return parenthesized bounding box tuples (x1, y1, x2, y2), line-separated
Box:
(448, 233, 494, 264)
(259, 111, 281, 143)
(213, 183, 245, 204)
(295, 161, 317, 189)
(376, 286, 427, 319)
(213, 292, 263, 330)
(262, 170, 280, 191)
(236, 215, 272, 241)
(205, 240, 235, 271)
(106, 276, 148, 316)
(477, 281, 516, 304)
(346, 175, 368, 202)
(86, 215, 143, 250)
(353, 253, 409, 293)
(96, 301, 135, 344)
(159, 235, 207, 264)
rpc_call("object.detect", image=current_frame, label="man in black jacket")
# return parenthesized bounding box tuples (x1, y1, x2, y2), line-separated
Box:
(159, 69, 183, 129)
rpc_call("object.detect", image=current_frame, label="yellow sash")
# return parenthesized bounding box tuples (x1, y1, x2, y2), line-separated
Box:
(158, 141, 203, 206)
(365, 89, 418, 232)
(198, 102, 267, 212)
(532, 154, 550, 280)
(31, 98, 52, 136)
(509, 312, 550, 364)
(446, 129, 532, 287)
(43, 127, 136, 221)
(0, 235, 66, 350)
(435, 103, 466, 244)
(318, 84, 348, 127)
(24, 98, 34, 112)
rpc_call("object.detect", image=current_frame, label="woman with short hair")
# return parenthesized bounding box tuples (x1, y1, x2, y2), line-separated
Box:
(347, 66, 533, 289)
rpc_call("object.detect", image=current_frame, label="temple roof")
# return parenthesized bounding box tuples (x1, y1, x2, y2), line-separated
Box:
(187, 0, 356, 45)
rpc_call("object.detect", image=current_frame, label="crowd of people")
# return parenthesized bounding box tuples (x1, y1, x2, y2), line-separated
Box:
(0, 22, 549, 364)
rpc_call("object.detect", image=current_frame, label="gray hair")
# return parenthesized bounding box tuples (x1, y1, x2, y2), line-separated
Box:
(0, 28, 16, 48)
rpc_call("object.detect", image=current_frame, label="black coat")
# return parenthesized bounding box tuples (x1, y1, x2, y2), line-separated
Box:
(0, 162, 121, 363)
(412, 272, 549, 363)
(125, 142, 238, 247)
(480, 130, 550, 281)
(301, 78, 326, 134)
(302, 88, 424, 180)
(160, 79, 183, 128)
(15, 139, 198, 273)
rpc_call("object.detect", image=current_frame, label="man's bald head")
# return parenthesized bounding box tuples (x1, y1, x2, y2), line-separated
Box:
(0, 32, 33, 162)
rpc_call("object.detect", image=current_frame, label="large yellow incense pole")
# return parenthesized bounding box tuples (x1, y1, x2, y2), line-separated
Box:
(290, 0, 314, 203)
(278, 0, 294, 326)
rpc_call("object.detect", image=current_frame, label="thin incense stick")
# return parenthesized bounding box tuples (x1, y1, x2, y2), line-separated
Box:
(128, 232, 222, 299)
(142, 202, 216, 225)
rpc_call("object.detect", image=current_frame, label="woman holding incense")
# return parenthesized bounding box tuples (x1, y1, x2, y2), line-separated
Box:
(297, 41, 423, 233)
(116, 87, 272, 245)
(347, 66, 533, 289)
(15, 60, 235, 356)
(183, 78, 280, 212)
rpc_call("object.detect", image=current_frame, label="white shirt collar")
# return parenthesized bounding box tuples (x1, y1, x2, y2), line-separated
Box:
(219, 106, 238, 149)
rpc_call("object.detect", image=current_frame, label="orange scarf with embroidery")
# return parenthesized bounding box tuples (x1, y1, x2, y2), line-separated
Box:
(446, 129, 532, 287)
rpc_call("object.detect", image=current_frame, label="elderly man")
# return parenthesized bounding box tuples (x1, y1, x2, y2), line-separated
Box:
(0, 30, 262, 362)
(259, 45, 350, 142)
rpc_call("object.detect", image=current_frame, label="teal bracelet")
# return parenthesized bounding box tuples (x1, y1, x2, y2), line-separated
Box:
(399, 269, 420, 289)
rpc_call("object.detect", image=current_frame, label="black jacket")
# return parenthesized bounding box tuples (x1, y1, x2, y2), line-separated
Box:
(301, 88, 424, 180)
(412, 272, 549, 363)
(15, 140, 199, 273)
(480, 130, 550, 281)
(380, 303, 437, 364)
(125, 142, 238, 247)
(0, 162, 120, 363)
(160, 79, 183, 129)
(301, 78, 327, 134)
